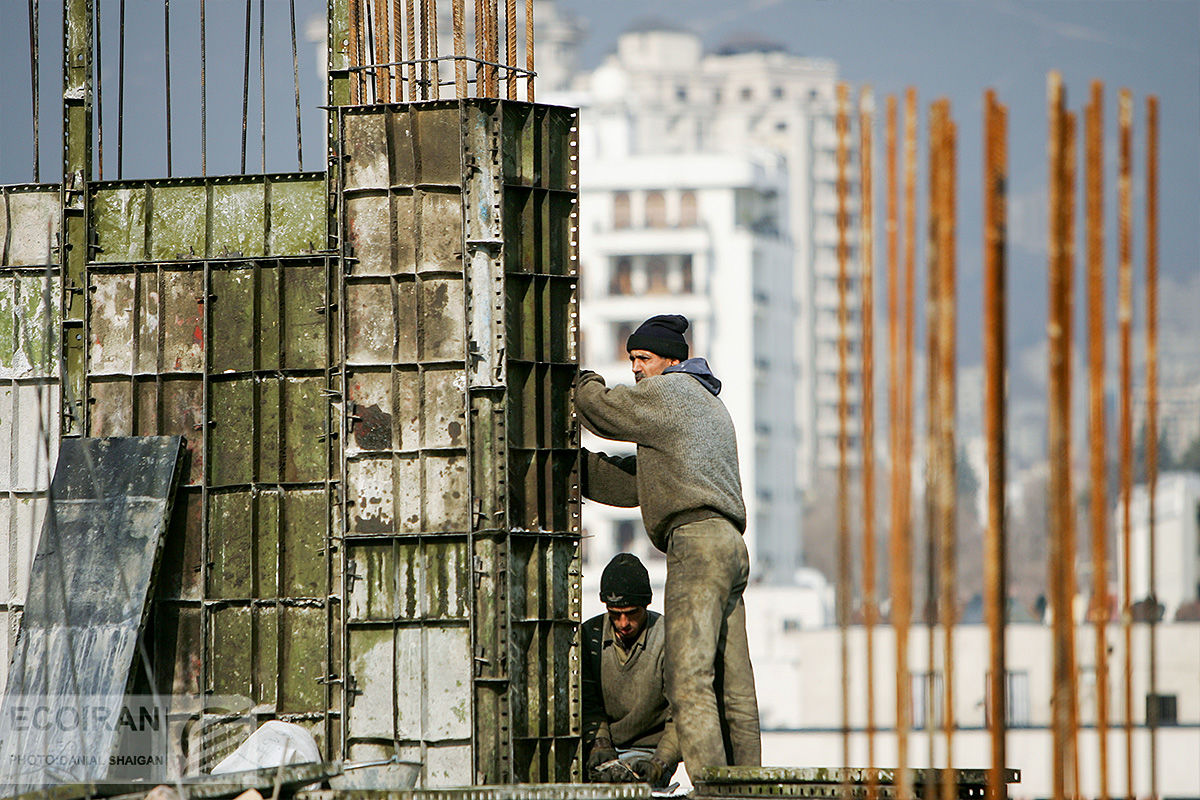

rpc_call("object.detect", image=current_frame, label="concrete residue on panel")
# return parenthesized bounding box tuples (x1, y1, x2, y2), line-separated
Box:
(2, 191, 59, 266)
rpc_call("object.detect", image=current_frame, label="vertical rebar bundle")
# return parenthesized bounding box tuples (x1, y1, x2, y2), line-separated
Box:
(343, 0, 534, 103)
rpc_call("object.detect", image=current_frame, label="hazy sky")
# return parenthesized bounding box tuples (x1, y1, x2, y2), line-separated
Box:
(1, 0, 1196, 365)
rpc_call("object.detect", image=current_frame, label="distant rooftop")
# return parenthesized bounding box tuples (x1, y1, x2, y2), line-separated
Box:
(715, 32, 789, 56)
(623, 16, 688, 35)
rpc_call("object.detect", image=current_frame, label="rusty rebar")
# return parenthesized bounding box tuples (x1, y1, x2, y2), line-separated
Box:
(924, 99, 942, 783)
(1145, 93, 1160, 800)
(165, 0, 174, 176)
(525, 0, 534, 101)
(348, 0, 362, 103)
(258, 0, 265, 171)
(118, 0, 125, 177)
(897, 86, 918, 800)
(474, 0, 484, 96)
(428, 0, 439, 100)
(1046, 71, 1072, 800)
(506, 0, 517, 99)
(1086, 79, 1110, 800)
(241, 0, 251, 170)
(393, 0, 403, 99)
(1063, 108, 1081, 799)
(983, 88, 1008, 800)
(486, 0, 499, 96)
(375, 0, 391, 102)
(835, 81, 853, 780)
(452, 0, 467, 97)
(27, 0, 39, 182)
(406, 0, 417, 101)
(418, 0, 428, 99)
(859, 87, 878, 796)
(289, 0, 303, 168)
(200, 0, 207, 174)
(935, 102, 957, 800)
(1118, 87, 1134, 800)
(95, 0, 103, 179)
(885, 91, 903, 789)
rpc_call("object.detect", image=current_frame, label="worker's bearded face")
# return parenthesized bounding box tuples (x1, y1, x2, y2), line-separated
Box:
(606, 604, 648, 647)
(629, 350, 680, 382)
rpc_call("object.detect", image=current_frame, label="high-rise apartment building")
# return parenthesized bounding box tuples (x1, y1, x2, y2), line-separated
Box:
(545, 23, 860, 587)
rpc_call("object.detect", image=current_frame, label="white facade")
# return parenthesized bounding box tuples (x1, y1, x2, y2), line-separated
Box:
(754, 623, 1200, 799)
(1123, 472, 1200, 619)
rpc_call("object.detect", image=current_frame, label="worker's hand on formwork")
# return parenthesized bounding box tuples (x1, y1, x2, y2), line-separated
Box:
(586, 738, 619, 780)
(629, 754, 669, 787)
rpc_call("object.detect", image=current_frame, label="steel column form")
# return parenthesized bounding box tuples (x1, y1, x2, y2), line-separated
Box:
(60, 0, 93, 438)
(1144, 94, 1159, 800)
(859, 87, 878, 795)
(1117, 87, 1134, 800)
(336, 101, 581, 785)
(834, 81, 852, 779)
(982, 89, 1008, 800)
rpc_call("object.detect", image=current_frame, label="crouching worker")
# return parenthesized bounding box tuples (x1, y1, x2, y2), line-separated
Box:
(582, 553, 680, 787)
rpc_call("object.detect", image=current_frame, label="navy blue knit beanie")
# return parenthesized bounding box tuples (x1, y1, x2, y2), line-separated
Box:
(626, 314, 689, 361)
(600, 553, 652, 607)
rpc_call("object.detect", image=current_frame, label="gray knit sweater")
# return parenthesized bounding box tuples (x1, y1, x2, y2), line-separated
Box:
(576, 359, 746, 550)
(581, 611, 680, 766)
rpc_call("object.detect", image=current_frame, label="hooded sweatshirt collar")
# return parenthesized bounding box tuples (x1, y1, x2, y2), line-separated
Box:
(662, 357, 722, 396)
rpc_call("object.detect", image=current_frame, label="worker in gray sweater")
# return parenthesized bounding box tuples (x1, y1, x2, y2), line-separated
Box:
(576, 314, 761, 775)
(582, 553, 680, 786)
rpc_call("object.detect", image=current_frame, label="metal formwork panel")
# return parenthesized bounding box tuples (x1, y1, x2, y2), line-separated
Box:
(0, 186, 62, 691)
(90, 175, 326, 263)
(83, 169, 339, 770)
(338, 100, 580, 787)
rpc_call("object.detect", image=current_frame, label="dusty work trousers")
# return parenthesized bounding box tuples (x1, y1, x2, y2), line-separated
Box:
(663, 517, 761, 773)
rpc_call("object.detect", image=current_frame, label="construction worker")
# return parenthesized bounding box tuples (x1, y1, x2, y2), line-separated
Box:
(582, 553, 680, 787)
(576, 314, 761, 775)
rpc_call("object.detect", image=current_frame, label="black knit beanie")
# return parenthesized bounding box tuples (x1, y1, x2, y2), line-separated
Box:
(626, 314, 689, 362)
(599, 553, 652, 608)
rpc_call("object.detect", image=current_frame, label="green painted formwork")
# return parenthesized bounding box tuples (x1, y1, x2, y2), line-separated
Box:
(79, 173, 337, 774)
(0, 186, 62, 692)
(0, 97, 580, 788)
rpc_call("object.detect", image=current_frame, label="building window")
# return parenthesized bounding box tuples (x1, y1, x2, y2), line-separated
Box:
(675, 86, 688, 101)
(679, 191, 698, 228)
(680, 254, 694, 293)
(911, 671, 944, 730)
(615, 322, 636, 361)
(613, 192, 631, 229)
(1146, 694, 1178, 726)
(646, 256, 670, 294)
(740, 87, 753, 101)
(616, 520, 636, 553)
(645, 191, 667, 228)
(986, 670, 1031, 727)
(772, 86, 784, 100)
(609, 257, 633, 295)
